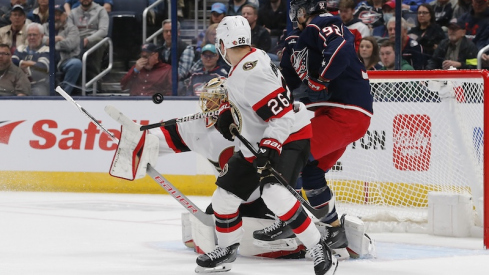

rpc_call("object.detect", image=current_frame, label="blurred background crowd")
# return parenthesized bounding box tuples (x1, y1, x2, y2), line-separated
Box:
(0, 0, 488, 97)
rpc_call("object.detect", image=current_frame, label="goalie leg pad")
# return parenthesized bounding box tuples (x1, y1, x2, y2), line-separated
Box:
(343, 214, 376, 259)
(107, 108, 159, 180)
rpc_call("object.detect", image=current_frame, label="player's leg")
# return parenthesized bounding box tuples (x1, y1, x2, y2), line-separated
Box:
(261, 182, 337, 275)
(253, 140, 309, 247)
(195, 187, 243, 273)
(196, 153, 260, 272)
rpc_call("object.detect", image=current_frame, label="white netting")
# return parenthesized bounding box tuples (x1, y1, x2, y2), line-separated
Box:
(329, 71, 485, 232)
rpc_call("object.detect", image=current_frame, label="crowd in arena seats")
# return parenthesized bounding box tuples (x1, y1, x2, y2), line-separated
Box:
(0, 0, 488, 97)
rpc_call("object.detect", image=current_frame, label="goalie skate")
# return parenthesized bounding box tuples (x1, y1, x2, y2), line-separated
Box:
(195, 243, 239, 273)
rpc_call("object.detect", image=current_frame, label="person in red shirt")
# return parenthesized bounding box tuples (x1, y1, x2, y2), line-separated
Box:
(120, 43, 172, 96)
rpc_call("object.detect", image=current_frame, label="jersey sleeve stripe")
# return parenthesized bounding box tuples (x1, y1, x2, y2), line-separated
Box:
(160, 124, 190, 153)
(320, 39, 346, 79)
(252, 87, 293, 122)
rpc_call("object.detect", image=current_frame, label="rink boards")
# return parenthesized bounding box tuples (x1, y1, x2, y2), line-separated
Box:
(0, 98, 217, 194)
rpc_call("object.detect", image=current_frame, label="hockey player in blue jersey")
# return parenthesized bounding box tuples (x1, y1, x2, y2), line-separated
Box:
(253, 0, 374, 260)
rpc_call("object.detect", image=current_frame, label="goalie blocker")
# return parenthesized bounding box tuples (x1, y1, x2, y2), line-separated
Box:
(108, 108, 159, 181)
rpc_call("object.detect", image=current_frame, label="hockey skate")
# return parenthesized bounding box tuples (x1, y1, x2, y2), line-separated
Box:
(316, 215, 349, 260)
(310, 237, 338, 275)
(195, 243, 239, 273)
(252, 219, 299, 251)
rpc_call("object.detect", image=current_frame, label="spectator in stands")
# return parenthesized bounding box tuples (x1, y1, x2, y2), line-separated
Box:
(12, 22, 50, 96)
(43, 5, 81, 95)
(372, 0, 395, 38)
(257, 0, 287, 38)
(242, 4, 271, 52)
(408, 4, 445, 57)
(452, 0, 472, 19)
(64, 0, 113, 15)
(458, 0, 489, 50)
(210, 2, 227, 25)
(195, 3, 226, 52)
(0, 43, 30, 96)
(402, 0, 428, 12)
(425, 18, 478, 69)
(28, 0, 49, 24)
(354, 0, 387, 29)
(340, 0, 371, 51)
(431, 0, 454, 28)
(387, 16, 425, 69)
(191, 24, 230, 73)
(121, 43, 172, 96)
(358, 36, 382, 70)
(159, 19, 195, 83)
(184, 44, 228, 96)
(227, 0, 252, 16)
(0, 5, 29, 55)
(0, 0, 35, 28)
(68, 0, 109, 81)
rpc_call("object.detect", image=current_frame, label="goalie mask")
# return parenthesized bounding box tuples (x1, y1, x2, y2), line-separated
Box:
(289, 0, 329, 23)
(199, 77, 228, 128)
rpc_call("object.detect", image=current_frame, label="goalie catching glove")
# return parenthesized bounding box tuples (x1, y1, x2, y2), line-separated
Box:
(107, 108, 159, 180)
(253, 138, 282, 179)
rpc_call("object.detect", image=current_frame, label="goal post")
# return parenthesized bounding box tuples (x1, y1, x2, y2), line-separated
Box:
(326, 70, 488, 249)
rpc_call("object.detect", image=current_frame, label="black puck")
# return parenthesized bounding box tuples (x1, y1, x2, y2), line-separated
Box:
(152, 93, 164, 104)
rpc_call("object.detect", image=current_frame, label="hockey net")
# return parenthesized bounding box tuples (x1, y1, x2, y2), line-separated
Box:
(327, 70, 488, 247)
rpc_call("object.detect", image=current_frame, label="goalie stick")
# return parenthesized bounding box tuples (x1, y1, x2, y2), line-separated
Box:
(139, 110, 219, 131)
(229, 125, 331, 220)
(55, 86, 214, 227)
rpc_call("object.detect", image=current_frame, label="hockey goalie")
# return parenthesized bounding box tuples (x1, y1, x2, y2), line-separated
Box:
(107, 77, 374, 260)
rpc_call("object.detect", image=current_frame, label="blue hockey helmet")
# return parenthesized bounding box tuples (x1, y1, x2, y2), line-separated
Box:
(289, 0, 329, 22)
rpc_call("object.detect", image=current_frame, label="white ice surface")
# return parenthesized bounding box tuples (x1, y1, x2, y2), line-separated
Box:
(1, 191, 488, 275)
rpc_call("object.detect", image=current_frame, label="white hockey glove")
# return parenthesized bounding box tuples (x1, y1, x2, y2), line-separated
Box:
(108, 109, 159, 180)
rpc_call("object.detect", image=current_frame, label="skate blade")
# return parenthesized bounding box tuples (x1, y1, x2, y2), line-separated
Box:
(253, 238, 299, 251)
(195, 264, 232, 273)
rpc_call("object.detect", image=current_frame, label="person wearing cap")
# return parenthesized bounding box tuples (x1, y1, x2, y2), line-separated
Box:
(27, 0, 49, 24)
(12, 22, 50, 96)
(371, 0, 395, 38)
(257, 0, 287, 38)
(195, 3, 227, 53)
(43, 4, 82, 95)
(426, 17, 479, 69)
(0, 0, 36, 28)
(120, 43, 172, 97)
(0, 4, 30, 55)
(68, 0, 109, 82)
(210, 2, 227, 25)
(184, 44, 228, 96)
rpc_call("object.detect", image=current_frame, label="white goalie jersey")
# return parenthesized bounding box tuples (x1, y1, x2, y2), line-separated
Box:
(226, 49, 311, 158)
(149, 118, 235, 173)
